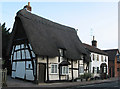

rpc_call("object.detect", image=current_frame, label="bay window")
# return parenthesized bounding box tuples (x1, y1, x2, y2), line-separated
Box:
(61, 66, 69, 75)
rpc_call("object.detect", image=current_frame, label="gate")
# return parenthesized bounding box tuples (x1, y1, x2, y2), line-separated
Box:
(0, 68, 7, 87)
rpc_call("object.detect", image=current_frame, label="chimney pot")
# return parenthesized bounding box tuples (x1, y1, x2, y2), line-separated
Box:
(92, 36, 97, 47)
(28, 2, 30, 6)
(24, 2, 32, 11)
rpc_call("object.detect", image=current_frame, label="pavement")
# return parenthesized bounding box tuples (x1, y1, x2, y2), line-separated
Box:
(5, 76, 119, 88)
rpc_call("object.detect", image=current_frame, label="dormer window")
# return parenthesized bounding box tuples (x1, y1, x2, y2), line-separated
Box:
(59, 49, 65, 57)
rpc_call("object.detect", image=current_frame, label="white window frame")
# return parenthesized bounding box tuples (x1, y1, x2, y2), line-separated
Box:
(79, 66, 84, 74)
(51, 64, 58, 74)
(61, 66, 69, 75)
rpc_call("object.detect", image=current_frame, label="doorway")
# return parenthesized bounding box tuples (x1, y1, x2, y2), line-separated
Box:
(38, 63, 46, 83)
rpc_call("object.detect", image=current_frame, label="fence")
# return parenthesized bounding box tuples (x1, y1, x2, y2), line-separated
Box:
(0, 68, 7, 87)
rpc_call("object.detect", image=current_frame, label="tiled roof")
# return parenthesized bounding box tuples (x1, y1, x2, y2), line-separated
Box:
(103, 49, 119, 61)
(83, 43, 108, 55)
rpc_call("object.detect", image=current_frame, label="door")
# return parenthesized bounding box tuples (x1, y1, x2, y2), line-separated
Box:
(109, 68, 111, 77)
(38, 63, 46, 83)
(112, 67, 115, 77)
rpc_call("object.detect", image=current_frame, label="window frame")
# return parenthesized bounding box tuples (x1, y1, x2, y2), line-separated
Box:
(79, 66, 84, 74)
(97, 67, 99, 73)
(97, 55, 99, 61)
(51, 64, 58, 74)
(61, 66, 69, 75)
(101, 56, 103, 62)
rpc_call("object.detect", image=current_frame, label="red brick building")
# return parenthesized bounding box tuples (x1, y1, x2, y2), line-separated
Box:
(103, 49, 120, 77)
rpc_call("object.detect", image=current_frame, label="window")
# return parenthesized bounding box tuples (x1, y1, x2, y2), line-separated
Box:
(93, 67, 95, 73)
(62, 66, 69, 75)
(97, 55, 99, 61)
(51, 64, 58, 74)
(79, 66, 84, 73)
(59, 49, 64, 57)
(101, 56, 103, 62)
(105, 57, 107, 62)
(26, 61, 32, 69)
(117, 68, 119, 71)
(93, 54, 95, 61)
(93, 67, 97, 73)
(94, 67, 97, 73)
(97, 67, 99, 73)
(104, 67, 106, 73)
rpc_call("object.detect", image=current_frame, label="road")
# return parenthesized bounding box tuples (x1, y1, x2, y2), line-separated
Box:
(66, 81, 120, 89)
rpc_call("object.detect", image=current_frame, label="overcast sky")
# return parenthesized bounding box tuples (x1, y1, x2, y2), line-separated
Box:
(0, 1, 118, 50)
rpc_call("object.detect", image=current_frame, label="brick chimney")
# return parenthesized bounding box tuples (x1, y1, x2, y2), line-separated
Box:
(24, 2, 32, 11)
(92, 36, 97, 47)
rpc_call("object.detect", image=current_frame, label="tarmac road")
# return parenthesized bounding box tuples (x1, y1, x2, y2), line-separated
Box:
(67, 81, 120, 89)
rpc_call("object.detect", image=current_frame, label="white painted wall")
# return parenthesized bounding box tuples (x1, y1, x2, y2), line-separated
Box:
(37, 56, 80, 81)
(11, 61, 34, 81)
(90, 52, 108, 77)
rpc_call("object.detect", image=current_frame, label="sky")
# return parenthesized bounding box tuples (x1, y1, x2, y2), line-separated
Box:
(0, 1, 118, 50)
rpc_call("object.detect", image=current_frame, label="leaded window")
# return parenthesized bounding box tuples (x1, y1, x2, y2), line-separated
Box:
(51, 64, 58, 74)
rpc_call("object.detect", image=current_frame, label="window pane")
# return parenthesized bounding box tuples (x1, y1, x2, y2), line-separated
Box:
(66, 66, 68, 74)
(25, 50, 31, 59)
(59, 49, 63, 57)
(55, 65, 57, 73)
(104, 67, 106, 73)
(22, 50, 25, 59)
(63, 66, 65, 74)
(17, 51, 21, 59)
(79, 66, 84, 73)
(51, 65, 54, 73)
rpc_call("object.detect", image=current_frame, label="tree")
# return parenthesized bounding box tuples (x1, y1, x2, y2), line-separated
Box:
(2, 23, 11, 70)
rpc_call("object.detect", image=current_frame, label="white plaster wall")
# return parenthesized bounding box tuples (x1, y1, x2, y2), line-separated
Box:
(38, 57, 59, 81)
(90, 52, 108, 77)
(37, 57, 80, 81)
(26, 70, 34, 80)
(15, 62, 25, 79)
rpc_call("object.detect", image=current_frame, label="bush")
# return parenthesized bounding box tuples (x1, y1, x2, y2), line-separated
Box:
(84, 73, 92, 79)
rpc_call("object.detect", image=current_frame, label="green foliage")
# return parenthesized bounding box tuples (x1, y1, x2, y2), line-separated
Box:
(79, 73, 92, 79)
(2, 22, 11, 69)
(84, 73, 91, 79)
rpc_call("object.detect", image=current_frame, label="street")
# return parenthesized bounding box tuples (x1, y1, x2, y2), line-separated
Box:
(67, 81, 120, 89)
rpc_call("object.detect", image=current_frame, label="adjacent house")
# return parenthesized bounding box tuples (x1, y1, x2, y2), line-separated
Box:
(83, 36, 108, 79)
(103, 49, 120, 77)
(7, 4, 90, 83)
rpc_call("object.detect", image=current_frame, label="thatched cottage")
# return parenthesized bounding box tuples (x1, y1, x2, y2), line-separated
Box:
(7, 5, 90, 83)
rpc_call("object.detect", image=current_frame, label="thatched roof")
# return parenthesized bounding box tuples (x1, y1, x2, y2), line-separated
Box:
(7, 9, 90, 61)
